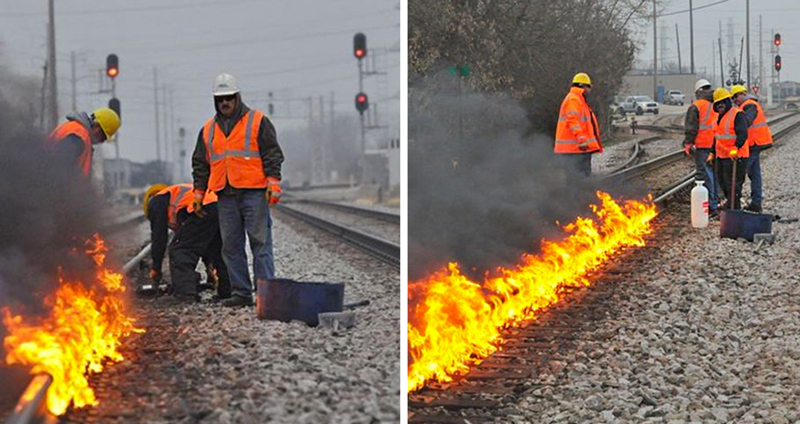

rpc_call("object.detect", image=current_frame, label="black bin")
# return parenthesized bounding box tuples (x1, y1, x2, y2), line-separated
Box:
(719, 210, 773, 242)
(256, 278, 344, 326)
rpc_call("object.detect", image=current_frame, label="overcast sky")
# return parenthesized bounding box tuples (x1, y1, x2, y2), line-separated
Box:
(0, 0, 400, 163)
(632, 0, 800, 87)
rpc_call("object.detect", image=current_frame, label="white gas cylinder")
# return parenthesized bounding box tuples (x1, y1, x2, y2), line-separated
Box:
(691, 180, 709, 228)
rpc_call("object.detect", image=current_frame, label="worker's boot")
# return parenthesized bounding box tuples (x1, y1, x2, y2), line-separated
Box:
(221, 295, 253, 307)
(744, 203, 762, 213)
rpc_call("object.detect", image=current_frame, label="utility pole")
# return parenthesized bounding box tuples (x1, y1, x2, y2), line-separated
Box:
(653, 0, 658, 101)
(746, 0, 751, 85)
(112, 77, 119, 161)
(689, 0, 695, 74)
(153, 67, 162, 169)
(759, 15, 763, 89)
(719, 37, 724, 85)
(70, 51, 77, 113)
(712, 41, 717, 85)
(675, 24, 682, 73)
(46, 0, 58, 130)
(162, 84, 169, 166)
(769, 29, 775, 107)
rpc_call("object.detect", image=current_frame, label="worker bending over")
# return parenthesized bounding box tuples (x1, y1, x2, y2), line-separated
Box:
(682, 79, 719, 215)
(192, 73, 284, 307)
(554, 72, 603, 177)
(713, 88, 750, 210)
(144, 183, 231, 302)
(48, 108, 120, 177)
(731, 85, 773, 213)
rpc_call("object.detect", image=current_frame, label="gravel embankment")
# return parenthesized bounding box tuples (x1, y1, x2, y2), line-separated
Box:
(63, 212, 400, 424)
(284, 202, 400, 244)
(505, 127, 800, 423)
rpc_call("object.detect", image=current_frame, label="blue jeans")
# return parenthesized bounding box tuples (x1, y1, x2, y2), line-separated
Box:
(217, 190, 274, 299)
(694, 147, 719, 211)
(746, 144, 763, 207)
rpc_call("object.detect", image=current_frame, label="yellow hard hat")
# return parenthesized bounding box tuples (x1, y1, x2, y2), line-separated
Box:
(572, 72, 592, 86)
(730, 84, 747, 96)
(713, 88, 732, 103)
(92, 107, 121, 139)
(143, 184, 168, 217)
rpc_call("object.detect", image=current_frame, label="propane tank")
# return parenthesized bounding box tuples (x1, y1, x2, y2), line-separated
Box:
(691, 180, 709, 228)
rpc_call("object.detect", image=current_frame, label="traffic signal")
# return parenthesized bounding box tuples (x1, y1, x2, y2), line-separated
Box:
(353, 33, 367, 60)
(106, 54, 119, 79)
(355, 92, 368, 114)
(775, 54, 782, 72)
(774, 33, 782, 47)
(108, 97, 121, 118)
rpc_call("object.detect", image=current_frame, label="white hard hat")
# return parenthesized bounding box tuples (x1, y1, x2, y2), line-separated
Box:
(212, 73, 240, 96)
(694, 79, 712, 92)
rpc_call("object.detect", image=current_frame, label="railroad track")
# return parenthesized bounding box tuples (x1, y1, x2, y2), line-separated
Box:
(275, 203, 400, 269)
(603, 111, 800, 184)
(289, 199, 400, 224)
(408, 111, 800, 423)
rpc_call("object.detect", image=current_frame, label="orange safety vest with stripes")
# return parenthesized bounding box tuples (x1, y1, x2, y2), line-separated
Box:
(692, 99, 717, 149)
(741, 98, 773, 147)
(202, 110, 268, 192)
(554, 87, 603, 154)
(715, 106, 750, 159)
(156, 183, 218, 230)
(48, 120, 93, 177)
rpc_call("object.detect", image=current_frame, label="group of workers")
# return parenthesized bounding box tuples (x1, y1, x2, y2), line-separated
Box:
(48, 73, 284, 307)
(554, 72, 772, 214)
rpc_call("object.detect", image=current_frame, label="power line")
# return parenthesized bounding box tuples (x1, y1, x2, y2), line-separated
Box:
(0, 0, 264, 18)
(660, 0, 731, 17)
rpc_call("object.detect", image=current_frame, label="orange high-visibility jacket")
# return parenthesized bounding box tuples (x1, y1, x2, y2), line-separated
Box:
(202, 110, 268, 191)
(555, 87, 602, 154)
(157, 183, 218, 229)
(741, 98, 773, 147)
(692, 99, 718, 149)
(48, 120, 93, 177)
(715, 106, 750, 159)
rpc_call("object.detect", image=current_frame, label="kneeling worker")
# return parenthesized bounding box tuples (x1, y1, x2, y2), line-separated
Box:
(48, 108, 120, 178)
(143, 183, 231, 302)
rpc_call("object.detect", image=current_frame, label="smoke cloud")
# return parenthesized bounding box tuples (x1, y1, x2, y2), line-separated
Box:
(409, 73, 640, 281)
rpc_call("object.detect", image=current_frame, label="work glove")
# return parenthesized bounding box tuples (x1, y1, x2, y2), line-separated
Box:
(192, 190, 206, 218)
(729, 149, 739, 159)
(266, 177, 282, 206)
(149, 268, 162, 283)
(682, 141, 695, 156)
(705, 152, 715, 163)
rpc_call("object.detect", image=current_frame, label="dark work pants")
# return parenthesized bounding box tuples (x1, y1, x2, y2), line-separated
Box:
(746, 144, 763, 207)
(717, 157, 748, 210)
(169, 205, 231, 297)
(557, 153, 593, 177)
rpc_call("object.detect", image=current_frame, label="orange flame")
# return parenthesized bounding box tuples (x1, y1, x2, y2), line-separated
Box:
(408, 192, 657, 392)
(2, 234, 143, 415)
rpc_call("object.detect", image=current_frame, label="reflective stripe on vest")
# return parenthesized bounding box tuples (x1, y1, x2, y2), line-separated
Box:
(48, 120, 93, 177)
(157, 183, 194, 229)
(742, 98, 773, 146)
(554, 87, 602, 154)
(208, 112, 259, 161)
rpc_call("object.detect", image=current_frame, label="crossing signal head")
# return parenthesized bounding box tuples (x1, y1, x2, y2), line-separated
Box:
(774, 33, 782, 47)
(355, 92, 368, 114)
(106, 54, 119, 79)
(353, 33, 367, 60)
(775, 54, 782, 72)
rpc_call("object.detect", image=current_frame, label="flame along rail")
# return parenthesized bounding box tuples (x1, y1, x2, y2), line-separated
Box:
(275, 204, 400, 268)
(603, 111, 800, 182)
(408, 113, 800, 423)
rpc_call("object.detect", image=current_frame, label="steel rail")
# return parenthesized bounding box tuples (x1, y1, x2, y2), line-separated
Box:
(292, 199, 400, 224)
(4, 374, 55, 424)
(275, 204, 399, 268)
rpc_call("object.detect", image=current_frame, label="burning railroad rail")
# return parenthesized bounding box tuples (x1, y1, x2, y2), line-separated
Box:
(407, 191, 657, 392)
(2, 234, 142, 417)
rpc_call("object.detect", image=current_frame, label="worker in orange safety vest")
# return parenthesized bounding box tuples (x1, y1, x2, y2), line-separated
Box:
(143, 183, 230, 303)
(682, 79, 720, 214)
(731, 84, 773, 213)
(554, 72, 602, 176)
(191, 73, 284, 308)
(713, 88, 750, 210)
(48, 108, 120, 177)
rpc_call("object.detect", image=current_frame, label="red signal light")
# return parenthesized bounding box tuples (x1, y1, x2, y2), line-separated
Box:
(774, 33, 782, 46)
(107, 68, 118, 78)
(355, 48, 365, 59)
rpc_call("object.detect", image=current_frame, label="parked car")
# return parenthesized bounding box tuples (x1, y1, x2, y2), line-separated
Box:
(664, 90, 686, 105)
(618, 96, 659, 115)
